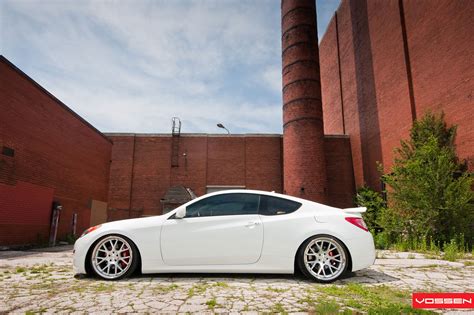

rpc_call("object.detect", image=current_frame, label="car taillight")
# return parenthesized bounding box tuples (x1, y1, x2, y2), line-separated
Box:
(345, 217, 368, 232)
(81, 224, 102, 237)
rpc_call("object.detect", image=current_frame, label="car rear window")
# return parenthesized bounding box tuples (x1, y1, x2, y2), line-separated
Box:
(258, 195, 302, 216)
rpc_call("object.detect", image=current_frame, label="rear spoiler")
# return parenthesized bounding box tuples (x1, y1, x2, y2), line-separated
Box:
(342, 207, 367, 214)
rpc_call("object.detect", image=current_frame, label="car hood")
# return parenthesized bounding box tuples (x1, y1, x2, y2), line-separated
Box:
(99, 214, 169, 231)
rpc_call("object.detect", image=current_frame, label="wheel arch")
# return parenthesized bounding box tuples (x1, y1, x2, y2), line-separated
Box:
(293, 233, 352, 274)
(85, 233, 142, 277)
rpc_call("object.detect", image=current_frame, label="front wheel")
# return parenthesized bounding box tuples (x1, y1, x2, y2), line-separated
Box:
(297, 235, 349, 283)
(90, 235, 138, 280)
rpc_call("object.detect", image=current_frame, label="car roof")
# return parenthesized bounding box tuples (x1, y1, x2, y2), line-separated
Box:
(199, 189, 311, 205)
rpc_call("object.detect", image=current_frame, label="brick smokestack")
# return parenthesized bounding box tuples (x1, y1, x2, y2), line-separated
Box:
(281, 0, 327, 203)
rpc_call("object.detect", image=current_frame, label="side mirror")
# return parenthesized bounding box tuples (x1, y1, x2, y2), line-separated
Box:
(175, 207, 186, 219)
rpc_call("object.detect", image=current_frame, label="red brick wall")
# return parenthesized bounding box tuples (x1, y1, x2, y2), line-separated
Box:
(0, 57, 112, 245)
(327, 0, 366, 189)
(321, 17, 344, 135)
(320, 0, 473, 191)
(106, 134, 284, 218)
(325, 136, 355, 208)
(365, 0, 413, 176)
(403, 0, 474, 170)
(107, 133, 355, 218)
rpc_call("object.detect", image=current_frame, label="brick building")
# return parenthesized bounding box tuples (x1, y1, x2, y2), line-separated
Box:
(0, 57, 112, 246)
(104, 133, 354, 219)
(0, 0, 472, 246)
(320, 0, 474, 189)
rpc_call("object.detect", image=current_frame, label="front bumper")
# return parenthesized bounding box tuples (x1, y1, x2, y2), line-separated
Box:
(72, 235, 92, 275)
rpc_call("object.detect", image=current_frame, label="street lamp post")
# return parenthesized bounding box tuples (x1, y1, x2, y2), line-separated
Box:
(217, 123, 230, 135)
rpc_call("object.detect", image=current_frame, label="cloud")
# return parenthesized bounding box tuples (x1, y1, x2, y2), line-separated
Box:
(1, 0, 339, 134)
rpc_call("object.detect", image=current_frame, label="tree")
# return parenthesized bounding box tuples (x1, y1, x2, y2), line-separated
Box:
(380, 112, 473, 247)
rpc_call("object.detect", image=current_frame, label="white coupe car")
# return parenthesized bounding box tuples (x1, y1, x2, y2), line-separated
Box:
(73, 190, 375, 283)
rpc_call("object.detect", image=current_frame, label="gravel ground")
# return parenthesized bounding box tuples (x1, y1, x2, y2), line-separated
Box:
(0, 246, 472, 314)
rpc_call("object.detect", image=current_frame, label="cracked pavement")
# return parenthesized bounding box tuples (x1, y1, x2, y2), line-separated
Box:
(0, 246, 472, 313)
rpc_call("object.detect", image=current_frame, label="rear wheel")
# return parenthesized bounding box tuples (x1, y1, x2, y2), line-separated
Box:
(297, 235, 348, 283)
(90, 235, 138, 280)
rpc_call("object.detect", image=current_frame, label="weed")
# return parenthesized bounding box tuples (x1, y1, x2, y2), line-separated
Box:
(15, 267, 26, 273)
(367, 303, 433, 314)
(443, 239, 460, 261)
(206, 298, 217, 309)
(314, 300, 339, 314)
(266, 286, 288, 293)
(187, 283, 209, 298)
(153, 283, 179, 293)
(214, 281, 229, 288)
(93, 283, 115, 293)
(271, 302, 287, 314)
(312, 283, 434, 314)
(406, 264, 439, 269)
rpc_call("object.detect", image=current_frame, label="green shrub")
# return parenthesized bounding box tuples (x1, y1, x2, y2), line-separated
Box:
(355, 186, 386, 232)
(380, 112, 473, 249)
(373, 232, 390, 250)
(443, 239, 460, 262)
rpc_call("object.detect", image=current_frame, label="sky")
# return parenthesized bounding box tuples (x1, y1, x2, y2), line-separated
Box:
(1, 0, 341, 134)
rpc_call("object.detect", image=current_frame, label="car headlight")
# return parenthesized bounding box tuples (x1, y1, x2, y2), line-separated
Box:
(81, 224, 102, 237)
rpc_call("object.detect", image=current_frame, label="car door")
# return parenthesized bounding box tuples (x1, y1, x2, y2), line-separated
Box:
(160, 193, 263, 266)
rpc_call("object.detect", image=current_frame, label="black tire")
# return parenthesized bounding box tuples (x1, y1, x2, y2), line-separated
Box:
(89, 234, 139, 280)
(297, 234, 350, 283)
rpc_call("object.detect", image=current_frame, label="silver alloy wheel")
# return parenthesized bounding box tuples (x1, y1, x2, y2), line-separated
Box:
(91, 236, 133, 280)
(303, 237, 346, 281)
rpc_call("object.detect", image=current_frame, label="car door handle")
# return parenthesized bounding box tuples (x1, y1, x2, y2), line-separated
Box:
(245, 221, 260, 228)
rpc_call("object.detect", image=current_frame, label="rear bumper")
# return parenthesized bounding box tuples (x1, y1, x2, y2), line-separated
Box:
(345, 232, 376, 272)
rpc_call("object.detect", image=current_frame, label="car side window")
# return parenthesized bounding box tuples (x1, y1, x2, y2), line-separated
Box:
(185, 193, 259, 218)
(258, 195, 302, 216)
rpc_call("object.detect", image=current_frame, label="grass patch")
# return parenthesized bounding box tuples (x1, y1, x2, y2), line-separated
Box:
(15, 267, 26, 273)
(152, 283, 179, 293)
(310, 283, 435, 314)
(187, 283, 209, 298)
(188, 282, 230, 297)
(271, 302, 287, 314)
(29, 265, 52, 274)
(314, 300, 339, 314)
(406, 264, 439, 269)
(443, 239, 460, 261)
(266, 286, 288, 293)
(30, 281, 56, 290)
(214, 281, 229, 288)
(93, 283, 115, 293)
(206, 298, 217, 309)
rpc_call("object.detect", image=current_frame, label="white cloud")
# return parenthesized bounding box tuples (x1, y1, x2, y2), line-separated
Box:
(261, 66, 282, 93)
(1, 0, 338, 134)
